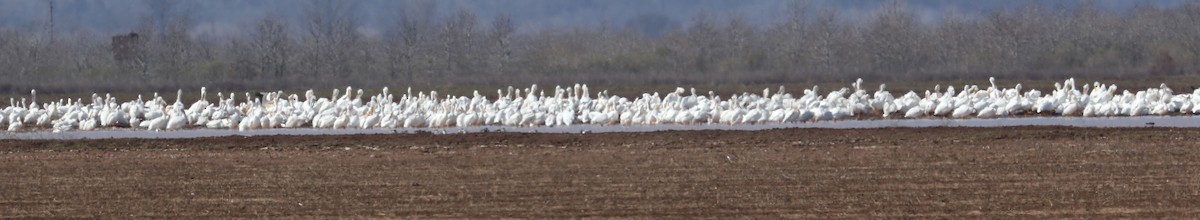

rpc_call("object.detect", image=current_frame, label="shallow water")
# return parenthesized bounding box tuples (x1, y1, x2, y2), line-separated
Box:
(2, 116, 1194, 140)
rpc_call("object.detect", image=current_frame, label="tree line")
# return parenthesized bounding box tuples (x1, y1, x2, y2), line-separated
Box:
(2, 0, 1199, 93)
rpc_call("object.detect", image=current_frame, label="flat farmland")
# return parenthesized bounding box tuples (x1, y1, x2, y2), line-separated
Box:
(2, 127, 1199, 218)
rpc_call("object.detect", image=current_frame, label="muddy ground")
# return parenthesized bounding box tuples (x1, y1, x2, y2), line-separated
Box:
(1, 127, 1199, 218)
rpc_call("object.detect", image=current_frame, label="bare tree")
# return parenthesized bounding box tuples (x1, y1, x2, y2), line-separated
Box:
(440, 9, 481, 77)
(5, 1, 1200, 92)
(489, 13, 515, 76)
(251, 14, 292, 80)
(129, 0, 199, 86)
(864, 1, 921, 76)
(387, 0, 437, 84)
(684, 10, 718, 74)
(301, 0, 360, 86)
(770, 1, 810, 72)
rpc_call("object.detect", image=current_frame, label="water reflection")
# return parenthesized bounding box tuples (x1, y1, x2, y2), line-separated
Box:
(3, 116, 1193, 140)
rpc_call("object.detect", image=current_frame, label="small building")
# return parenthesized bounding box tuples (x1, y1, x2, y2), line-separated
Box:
(111, 32, 141, 64)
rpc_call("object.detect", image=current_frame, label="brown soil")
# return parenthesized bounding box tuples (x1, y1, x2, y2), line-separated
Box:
(1, 127, 1198, 218)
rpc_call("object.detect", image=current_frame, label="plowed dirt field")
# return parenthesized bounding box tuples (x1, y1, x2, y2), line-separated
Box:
(2, 127, 1199, 218)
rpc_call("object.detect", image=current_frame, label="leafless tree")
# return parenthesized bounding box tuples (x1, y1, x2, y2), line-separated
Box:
(301, 0, 360, 86)
(440, 9, 481, 77)
(5, 1, 1200, 93)
(489, 13, 515, 76)
(387, 0, 437, 84)
(251, 14, 292, 80)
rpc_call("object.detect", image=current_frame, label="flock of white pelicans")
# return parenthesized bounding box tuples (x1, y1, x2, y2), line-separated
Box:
(0, 77, 1195, 133)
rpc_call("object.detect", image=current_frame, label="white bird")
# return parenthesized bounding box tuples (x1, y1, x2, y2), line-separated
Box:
(4, 78, 1199, 133)
(146, 112, 168, 131)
